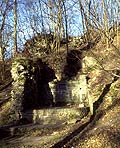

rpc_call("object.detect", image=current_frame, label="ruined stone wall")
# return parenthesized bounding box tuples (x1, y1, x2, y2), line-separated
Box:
(11, 48, 97, 118)
(11, 57, 56, 119)
(49, 73, 89, 107)
(49, 50, 89, 107)
(11, 57, 35, 118)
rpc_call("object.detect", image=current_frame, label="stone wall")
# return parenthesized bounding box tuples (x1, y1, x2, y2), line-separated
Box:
(11, 57, 33, 116)
(48, 49, 88, 106)
(11, 49, 93, 120)
(49, 74, 89, 107)
(33, 107, 88, 124)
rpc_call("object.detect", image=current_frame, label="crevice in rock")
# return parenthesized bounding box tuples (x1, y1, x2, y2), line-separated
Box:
(63, 50, 82, 80)
(92, 69, 120, 115)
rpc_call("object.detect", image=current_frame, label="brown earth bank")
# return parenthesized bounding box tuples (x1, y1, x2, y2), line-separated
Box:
(62, 98, 120, 148)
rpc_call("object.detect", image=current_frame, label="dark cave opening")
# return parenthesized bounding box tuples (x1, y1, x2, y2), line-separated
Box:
(22, 59, 56, 110)
(21, 49, 83, 111)
(63, 50, 82, 79)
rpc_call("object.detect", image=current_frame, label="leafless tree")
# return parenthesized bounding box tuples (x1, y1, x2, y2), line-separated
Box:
(13, 0, 17, 56)
(0, 0, 13, 81)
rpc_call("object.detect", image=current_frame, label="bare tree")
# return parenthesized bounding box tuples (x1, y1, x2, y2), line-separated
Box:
(102, 0, 109, 48)
(13, 0, 17, 56)
(116, 1, 120, 47)
(78, 0, 92, 43)
(0, 0, 13, 81)
(0, 0, 9, 61)
(62, 1, 69, 53)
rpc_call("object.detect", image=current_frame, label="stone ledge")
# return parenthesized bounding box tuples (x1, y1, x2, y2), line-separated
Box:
(21, 107, 89, 125)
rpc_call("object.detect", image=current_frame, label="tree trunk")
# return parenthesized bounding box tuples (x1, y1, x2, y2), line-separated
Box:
(13, 0, 17, 56)
(102, 0, 109, 48)
(63, 1, 69, 54)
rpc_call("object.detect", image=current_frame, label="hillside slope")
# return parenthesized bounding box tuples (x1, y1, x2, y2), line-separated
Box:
(0, 27, 120, 148)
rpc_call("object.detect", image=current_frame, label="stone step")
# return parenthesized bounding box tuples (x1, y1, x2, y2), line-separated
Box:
(21, 106, 89, 125)
(0, 106, 89, 138)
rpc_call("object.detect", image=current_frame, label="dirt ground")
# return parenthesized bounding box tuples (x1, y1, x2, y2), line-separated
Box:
(63, 98, 120, 148)
(0, 98, 119, 148)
